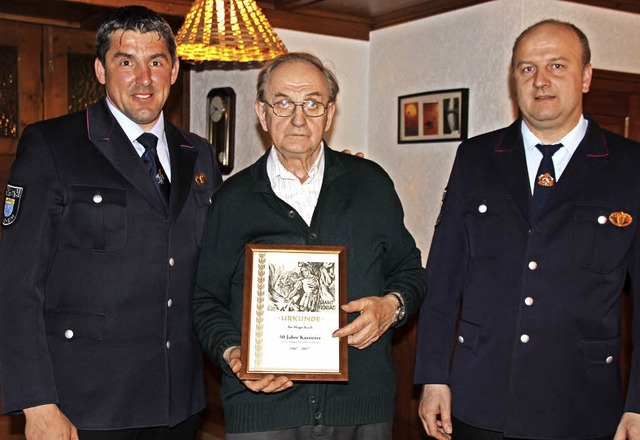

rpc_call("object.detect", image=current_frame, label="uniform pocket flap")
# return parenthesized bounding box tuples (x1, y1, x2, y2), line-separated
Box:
(193, 187, 212, 207)
(581, 337, 621, 368)
(44, 310, 105, 341)
(457, 319, 481, 354)
(69, 185, 126, 206)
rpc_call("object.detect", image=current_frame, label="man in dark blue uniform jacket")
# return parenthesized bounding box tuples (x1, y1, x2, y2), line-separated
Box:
(415, 20, 640, 439)
(0, 6, 220, 439)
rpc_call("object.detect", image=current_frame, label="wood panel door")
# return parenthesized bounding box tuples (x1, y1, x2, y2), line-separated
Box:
(584, 68, 640, 398)
(584, 68, 640, 142)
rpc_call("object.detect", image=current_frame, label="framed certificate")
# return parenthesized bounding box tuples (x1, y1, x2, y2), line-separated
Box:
(239, 244, 348, 382)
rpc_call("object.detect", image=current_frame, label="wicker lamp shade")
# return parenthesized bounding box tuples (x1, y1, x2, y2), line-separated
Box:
(176, 0, 288, 63)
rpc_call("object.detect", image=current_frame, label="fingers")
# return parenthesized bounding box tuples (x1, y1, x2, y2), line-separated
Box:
(418, 385, 453, 440)
(241, 375, 293, 393)
(229, 358, 242, 374)
(332, 296, 396, 349)
(614, 412, 640, 440)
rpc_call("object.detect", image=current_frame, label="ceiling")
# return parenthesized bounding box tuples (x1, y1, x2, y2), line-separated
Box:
(1, 0, 639, 41)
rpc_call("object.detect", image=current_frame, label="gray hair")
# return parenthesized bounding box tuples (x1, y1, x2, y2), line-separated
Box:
(256, 52, 340, 103)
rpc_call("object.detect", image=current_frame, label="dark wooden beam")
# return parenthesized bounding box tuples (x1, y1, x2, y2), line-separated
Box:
(563, 0, 640, 14)
(371, 0, 494, 30)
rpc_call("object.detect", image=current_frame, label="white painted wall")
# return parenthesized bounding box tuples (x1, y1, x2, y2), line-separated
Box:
(190, 0, 640, 263)
(189, 29, 368, 175)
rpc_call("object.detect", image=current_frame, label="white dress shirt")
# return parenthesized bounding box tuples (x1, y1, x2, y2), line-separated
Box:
(522, 115, 588, 194)
(106, 99, 172, 182)
(266, 145, 325, 226)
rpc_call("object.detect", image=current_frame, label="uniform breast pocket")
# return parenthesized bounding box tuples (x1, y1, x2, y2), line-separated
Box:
(44, 309, 105, 341)
(571, 204, 635, 273)
(463, 196, 510, 259)
(64, 185, 127, 251)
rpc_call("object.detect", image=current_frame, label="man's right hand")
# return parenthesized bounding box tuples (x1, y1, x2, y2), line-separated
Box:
(224, 346, 293, 393)
(24, 404, 78, 440)
(419, 384, 453, 440)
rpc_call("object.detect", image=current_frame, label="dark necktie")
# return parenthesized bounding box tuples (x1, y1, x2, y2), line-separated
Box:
(531, 143, 562, 218)
(138, 133, 170, 204)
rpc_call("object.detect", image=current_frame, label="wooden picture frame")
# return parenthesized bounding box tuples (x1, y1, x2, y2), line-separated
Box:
(240, 244, 349, 382)
(398, 88, 468, 143)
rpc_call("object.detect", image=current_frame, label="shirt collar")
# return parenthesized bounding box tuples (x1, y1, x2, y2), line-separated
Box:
(521, 115, 588, 155)
(267, 142, 325, 182)
(105, 98, 165, 142)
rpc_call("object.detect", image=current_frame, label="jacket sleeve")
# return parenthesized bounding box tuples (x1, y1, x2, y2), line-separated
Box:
(192, 186, 243, 375)
(0, 125, 62, 413)
(379, 173, 427, 323)
(414, 145, 468, 385)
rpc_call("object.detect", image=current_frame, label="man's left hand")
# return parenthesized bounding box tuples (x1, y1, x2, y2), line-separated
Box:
(332, 295, 397, 349)
(614, 412, 640, 440)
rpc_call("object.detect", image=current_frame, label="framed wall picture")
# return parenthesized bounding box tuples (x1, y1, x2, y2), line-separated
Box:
(240, 244, 348, 382)
(398, 88, 468, 143)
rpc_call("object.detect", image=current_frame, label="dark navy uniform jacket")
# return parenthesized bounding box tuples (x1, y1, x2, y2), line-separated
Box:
(415, 117, 640, 439)
(0, 98, 221, 429)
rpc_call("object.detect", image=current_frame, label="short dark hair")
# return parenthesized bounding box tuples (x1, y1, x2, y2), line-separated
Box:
(511, 19, 591, 69)
(96, 5, 177, 65)
(256, 52, 340, 103)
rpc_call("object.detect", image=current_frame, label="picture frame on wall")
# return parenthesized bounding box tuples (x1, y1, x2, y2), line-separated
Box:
(398, 88, 468, 143)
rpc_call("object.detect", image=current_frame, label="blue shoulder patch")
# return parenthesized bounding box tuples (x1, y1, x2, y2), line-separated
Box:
(2, 184, 24, 227)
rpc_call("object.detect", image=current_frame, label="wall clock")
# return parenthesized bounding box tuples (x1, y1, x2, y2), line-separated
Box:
(207, 87, 235, 175)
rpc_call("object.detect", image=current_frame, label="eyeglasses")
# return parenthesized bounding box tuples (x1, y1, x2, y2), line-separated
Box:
(262, 99, 329, 118)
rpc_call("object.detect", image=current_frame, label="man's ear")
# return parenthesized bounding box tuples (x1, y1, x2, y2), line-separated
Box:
(170, 57, 180, 85)
(94, 58, 106, 85)
(255, 101, 269, 132)
(324, 102, 337, 132)
(582, 63, 593, 93)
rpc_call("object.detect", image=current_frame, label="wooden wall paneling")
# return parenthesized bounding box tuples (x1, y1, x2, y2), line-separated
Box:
(43, 26, 98, 120)
(392, 317, 429, 439)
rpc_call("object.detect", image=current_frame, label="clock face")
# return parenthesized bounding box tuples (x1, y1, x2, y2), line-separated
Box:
(210, 95, 226, 123)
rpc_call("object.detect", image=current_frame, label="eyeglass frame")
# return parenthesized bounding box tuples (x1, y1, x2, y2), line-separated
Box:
(261, 99, 332, 118)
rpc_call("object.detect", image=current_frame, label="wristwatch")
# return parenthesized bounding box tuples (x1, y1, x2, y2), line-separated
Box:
(388, 292, 406, 325)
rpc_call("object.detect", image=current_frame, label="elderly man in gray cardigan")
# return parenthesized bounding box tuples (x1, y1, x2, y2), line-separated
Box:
(193, 52, 426, 440)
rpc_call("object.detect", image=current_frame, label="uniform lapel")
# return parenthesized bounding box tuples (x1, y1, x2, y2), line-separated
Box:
(165, 123, 198, 219)
(540, 119, 610, 218)
(86, 99, 166, 214)
(491, 120, 532, 223)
